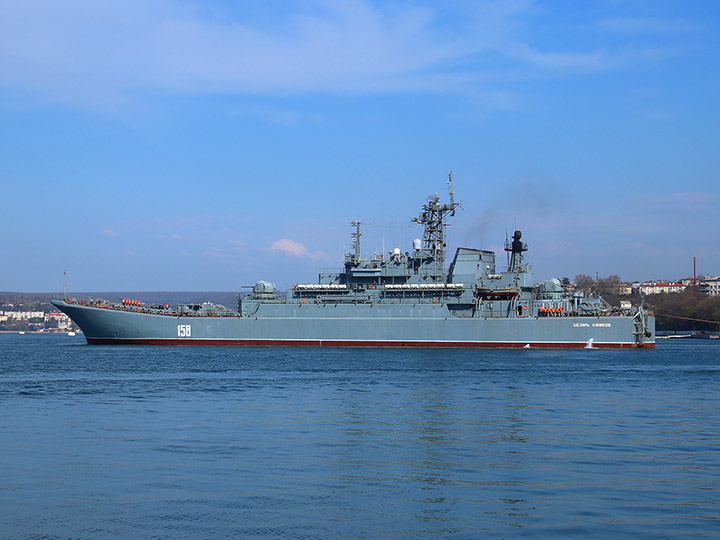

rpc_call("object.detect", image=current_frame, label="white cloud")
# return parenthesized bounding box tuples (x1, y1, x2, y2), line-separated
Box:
(270, 238, 309, 256)
(269, 238, 328, 261)
(99, 228, 118, 236)
(0, 0, 668, 109)
(0, 0, 471, 106)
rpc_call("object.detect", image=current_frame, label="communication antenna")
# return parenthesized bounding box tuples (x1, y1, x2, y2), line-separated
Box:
(63, 269, 68, 300)
(505, 231, 510, 268)
(447, 171, 455, 207)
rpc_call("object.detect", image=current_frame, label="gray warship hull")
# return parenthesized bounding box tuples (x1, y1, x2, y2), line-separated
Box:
(52, 300, 654, 348)
(53, 178, 655, 349)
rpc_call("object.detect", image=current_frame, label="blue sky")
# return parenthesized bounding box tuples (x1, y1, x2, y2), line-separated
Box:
(1, 0, 719, 292)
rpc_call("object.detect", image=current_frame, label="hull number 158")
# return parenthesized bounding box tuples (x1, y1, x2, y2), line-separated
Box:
(177, 324, 192, 337)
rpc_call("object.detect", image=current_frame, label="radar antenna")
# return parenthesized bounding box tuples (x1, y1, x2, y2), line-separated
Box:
(504, 230, 528, 272)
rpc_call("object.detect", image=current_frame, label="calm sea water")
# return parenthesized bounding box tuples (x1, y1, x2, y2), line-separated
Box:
(0, 334, 718, 539)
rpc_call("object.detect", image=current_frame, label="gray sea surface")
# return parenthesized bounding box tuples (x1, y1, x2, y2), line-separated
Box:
(0, 334, 718, 539)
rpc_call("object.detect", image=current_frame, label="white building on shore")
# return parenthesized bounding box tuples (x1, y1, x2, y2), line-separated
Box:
(637, 282, 686, 295)
(0, 310, 45, 320)
(699, 276, 720, 296)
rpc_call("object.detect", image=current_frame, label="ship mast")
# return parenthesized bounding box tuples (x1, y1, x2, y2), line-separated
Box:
(411, 172, 460, 279)
(350, 220, 362, 262)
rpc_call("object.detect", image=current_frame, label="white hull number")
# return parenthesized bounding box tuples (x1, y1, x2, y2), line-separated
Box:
(177, 324, 192, 337)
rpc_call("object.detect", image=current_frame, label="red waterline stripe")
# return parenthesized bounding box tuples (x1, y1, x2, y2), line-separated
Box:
(85, 338, 654, 349)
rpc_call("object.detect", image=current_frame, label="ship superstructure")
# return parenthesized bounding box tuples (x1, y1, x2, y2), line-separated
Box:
(53, 177, 654, 348)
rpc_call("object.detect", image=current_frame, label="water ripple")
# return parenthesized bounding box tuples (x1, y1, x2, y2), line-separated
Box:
(0, 335, 718, 538)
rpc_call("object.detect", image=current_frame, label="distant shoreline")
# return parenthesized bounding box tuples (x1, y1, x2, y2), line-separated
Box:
(0, 330, 81, 334)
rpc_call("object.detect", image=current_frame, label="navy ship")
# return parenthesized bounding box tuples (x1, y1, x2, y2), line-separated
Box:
(53, 177, 654, 348)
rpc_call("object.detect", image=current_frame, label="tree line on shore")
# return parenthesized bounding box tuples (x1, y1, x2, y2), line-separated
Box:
(644, 290, 720, 332)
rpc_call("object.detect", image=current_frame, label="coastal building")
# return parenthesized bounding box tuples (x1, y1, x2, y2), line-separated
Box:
(699, 276, 720, 296)
(615, 285, 633, 295)
(1, 310, 45, 320)
(637, 282, 686, 295)
(46, 310, 72, 328)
